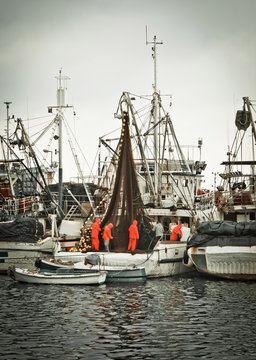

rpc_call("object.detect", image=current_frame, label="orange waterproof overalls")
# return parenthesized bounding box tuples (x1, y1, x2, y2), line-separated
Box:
(128, 220, 139, 252)
(91, 218, 101, 250)
(170, 224, 183, 241)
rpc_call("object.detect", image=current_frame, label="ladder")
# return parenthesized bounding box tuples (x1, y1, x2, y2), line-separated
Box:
(64, 205, 78, 220)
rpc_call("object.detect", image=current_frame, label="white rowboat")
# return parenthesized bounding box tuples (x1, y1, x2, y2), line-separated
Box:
(8, 267, 107, 285)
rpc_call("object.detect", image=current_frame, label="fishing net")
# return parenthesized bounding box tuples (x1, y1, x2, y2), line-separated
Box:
(0, 217, 44, 243)
(99, 111, 155, 252)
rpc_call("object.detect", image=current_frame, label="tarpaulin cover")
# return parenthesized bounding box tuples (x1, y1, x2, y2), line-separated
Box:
(99, 111, 155, 252)
(0, 216, 44, 243)
(196, 220, 256, 236)
(188, 220, 256, 248)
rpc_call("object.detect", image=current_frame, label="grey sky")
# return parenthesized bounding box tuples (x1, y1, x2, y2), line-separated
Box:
(1, 0, 256, 187)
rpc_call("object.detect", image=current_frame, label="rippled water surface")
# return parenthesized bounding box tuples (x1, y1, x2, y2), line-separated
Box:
(1, 272, 256, 359)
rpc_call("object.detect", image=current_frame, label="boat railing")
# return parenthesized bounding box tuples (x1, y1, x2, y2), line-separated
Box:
(214, 188, 256, 208)
(0, 196, 35, 215)
(161, 234, 170, 241)
(49, 192, 106, 217)
(160, 233, 189, 243)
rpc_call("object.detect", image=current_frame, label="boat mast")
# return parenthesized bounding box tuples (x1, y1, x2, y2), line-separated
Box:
(3, 101, 15, 196)
(146, 28, 163, 203)
(244, 97, 256, 143)
(4, 101, 11, 162)
(55, 70, 70, 213)
(244, 97, 256, 179)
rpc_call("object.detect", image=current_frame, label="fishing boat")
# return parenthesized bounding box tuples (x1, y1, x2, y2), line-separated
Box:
(54, 33, 213, 277)
(0, 116, 61, 274)
(186, 97, 256, 280)
(55, 107, 191, 278)
(36, 257, 147, 283)
(0, 104, 61, 222)
(0, 215, 60, 274)
(33, 70, 105, 251)
(0, 71, 101, 273)
(95, 34, 212, 232)
(0, 95, 67, 273)
(8, 266, 107, 285)
(54, 106, 190, 277)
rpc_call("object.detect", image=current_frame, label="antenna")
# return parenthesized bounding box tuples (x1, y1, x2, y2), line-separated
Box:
(55, 69, 70, 107)
(145, 28, 163, 197)
(4, 101, 12, 161)
(145, 27, 163, 93)
(145, 25, 148, 45)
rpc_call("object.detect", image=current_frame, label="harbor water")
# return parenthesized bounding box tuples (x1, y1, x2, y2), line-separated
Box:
(1, 271, 256, 360)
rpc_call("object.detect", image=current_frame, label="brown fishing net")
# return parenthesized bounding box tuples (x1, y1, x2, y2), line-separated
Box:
(99, 111, 155, 252)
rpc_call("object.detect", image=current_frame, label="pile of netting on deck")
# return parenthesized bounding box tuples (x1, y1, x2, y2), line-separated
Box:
(0, 217, 44, 243)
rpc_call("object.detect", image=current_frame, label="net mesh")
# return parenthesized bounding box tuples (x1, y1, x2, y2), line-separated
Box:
(99, 111, 155, 252)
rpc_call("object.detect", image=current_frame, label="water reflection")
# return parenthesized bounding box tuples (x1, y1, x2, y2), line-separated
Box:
(1, 274, 256, 359)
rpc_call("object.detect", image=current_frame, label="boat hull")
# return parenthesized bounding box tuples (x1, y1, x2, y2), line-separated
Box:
(103, 267, 146, 283)
(188, 245, 256, 280)
(54, 241, 191, 278)
(8, 267, 107, 285)
(0, 237, 58, 274)
(37, 259, 147, 283)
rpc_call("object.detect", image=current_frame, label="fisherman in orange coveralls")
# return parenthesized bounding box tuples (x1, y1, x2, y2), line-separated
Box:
(91, 218, 101, 250)
(170, 223, 183, 241)
(128, 220, 139, 252)
(103, 223, 113, 252)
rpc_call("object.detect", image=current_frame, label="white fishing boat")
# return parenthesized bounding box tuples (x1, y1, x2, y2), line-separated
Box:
(0, 103, 62, 273)
(0, 71, 99, 272)
(186, 97, 256, 280)
(0, 214, 61, 274)
(95, 33, 212, 233)
(54, 33, 213, 277)
(8, 266, 107, 285)
(0, 237, 57, 274)
(54, 105, 191, 278)
(54, 244, 188, 278)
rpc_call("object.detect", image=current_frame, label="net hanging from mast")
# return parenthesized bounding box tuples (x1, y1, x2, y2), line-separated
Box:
(99, 110, 155, 252)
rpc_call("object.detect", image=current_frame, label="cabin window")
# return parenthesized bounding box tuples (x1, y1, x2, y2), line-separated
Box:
(249, 212, 256, 221)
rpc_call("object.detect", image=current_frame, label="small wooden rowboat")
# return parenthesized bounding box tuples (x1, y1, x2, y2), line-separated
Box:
(8, 266, 107, 285)
(37, 258, 147, 283)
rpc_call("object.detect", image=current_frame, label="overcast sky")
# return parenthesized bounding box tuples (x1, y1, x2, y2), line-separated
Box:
(1, 0, 256, 187)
